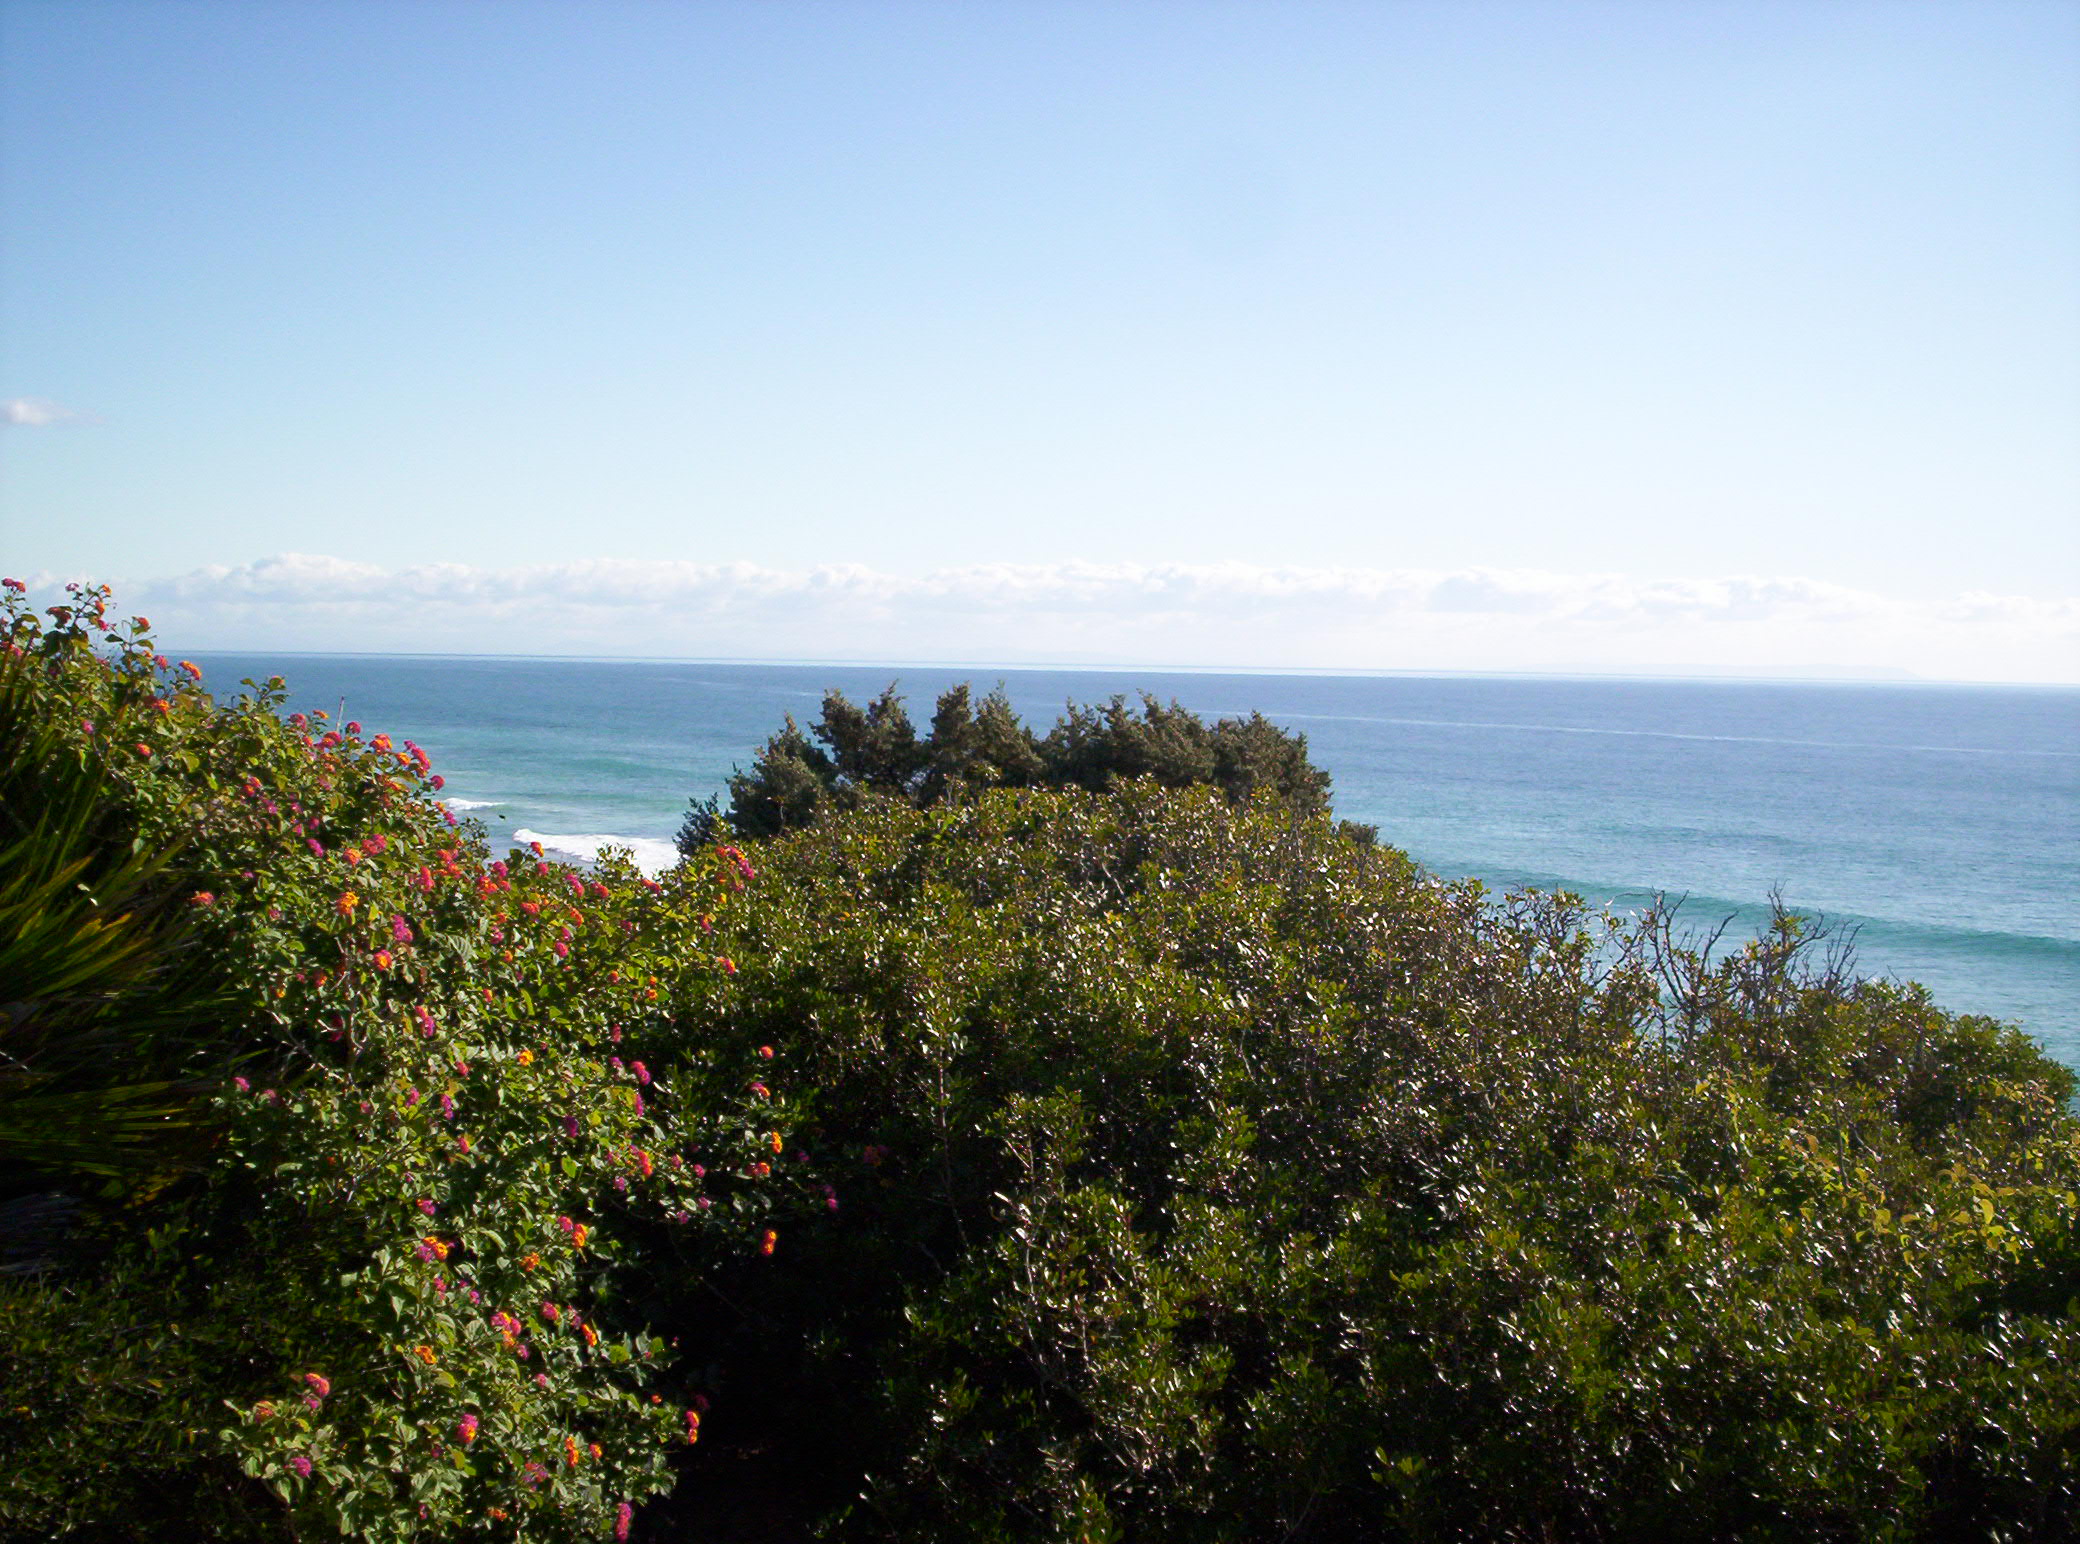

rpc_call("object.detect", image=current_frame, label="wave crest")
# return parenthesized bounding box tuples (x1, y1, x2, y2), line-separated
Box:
(511, 827, 679, 877)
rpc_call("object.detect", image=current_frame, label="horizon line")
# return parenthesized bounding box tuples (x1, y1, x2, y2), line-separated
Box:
(180, 645, 2080, 692)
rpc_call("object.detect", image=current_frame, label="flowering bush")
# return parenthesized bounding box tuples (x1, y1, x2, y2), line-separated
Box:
(0, 584, 803, 1540)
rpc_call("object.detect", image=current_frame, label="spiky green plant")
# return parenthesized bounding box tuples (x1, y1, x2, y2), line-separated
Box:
(0, 629, 221, 1206)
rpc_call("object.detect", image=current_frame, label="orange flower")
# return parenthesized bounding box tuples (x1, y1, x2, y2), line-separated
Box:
(759, 1229, 777, 1256)
(412, 1344, 438, 1365)
(521, 1252, 541, 1271)
(572, 1224, 588, 1250)
(564, 1435, 582, 1467)
(373, 949, 393, 970)
(768, 1131, 784, 1154)
(516, 1048, 534, 1066)
(336, 891, 359, 914)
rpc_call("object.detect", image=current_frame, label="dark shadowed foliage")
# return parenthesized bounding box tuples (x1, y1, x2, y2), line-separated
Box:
(678, 685, 1334, 849)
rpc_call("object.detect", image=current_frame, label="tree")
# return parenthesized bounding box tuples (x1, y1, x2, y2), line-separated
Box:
(680, 684, 1332, 851)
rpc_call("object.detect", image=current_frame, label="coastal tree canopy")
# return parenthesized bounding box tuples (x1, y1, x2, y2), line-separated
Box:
(678, 684, 1338, 849)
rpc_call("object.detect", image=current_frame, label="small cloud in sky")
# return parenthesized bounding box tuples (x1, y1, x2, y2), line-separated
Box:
(18, 555, 2079, 684)
(1, 397, 91, 427)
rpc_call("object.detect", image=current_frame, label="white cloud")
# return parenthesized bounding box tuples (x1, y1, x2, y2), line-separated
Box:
(1, 397, 90, 427)
(22, 555, 2080, 683)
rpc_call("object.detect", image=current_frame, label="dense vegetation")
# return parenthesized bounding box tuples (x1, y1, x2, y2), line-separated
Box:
(5, 585, 2077, 1541)
(668, 789, 2080, 1542)
(678, 684, 1337, 846)
(1, 586, 805, 1540)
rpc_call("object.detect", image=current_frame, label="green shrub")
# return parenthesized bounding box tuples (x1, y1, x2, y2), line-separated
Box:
(670, 785, 2080, 1542)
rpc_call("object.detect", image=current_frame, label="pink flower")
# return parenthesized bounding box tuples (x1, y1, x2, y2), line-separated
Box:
(232, 1076, 250, 1093)
(457, 1412, 478, 1445)
(307, 838, 325, 856)
(417, 1198, 437, 1216)
(631, 1061, 650, 1085)
(289, 1454, 313, 1479)
(345, 721, 361, 735)
(392, 915, 414, 944)
(540, 1301, 559, 1323)
(304, 1372, 330, 1398)
(616, 1501, 634, 1541)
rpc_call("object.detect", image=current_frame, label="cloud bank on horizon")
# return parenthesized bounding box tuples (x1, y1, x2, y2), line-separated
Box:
(21, 555, 2077, 685)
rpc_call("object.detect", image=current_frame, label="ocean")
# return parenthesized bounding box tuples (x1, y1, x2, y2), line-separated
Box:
(192, 653, 2080, 1071)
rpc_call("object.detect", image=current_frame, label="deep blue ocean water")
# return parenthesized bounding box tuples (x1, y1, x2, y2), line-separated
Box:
(193, 653, 2080, 1070)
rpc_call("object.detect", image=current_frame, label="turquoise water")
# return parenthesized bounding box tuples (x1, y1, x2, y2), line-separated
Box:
(195, 653, 2080, 1069)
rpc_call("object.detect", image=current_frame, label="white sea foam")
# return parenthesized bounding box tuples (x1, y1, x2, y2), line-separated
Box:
(511, 828, 680, 878)
(441, 797, 507, 811)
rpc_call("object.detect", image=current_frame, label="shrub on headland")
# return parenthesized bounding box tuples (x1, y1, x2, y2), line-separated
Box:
(670, 786, 2080, 1541)
(679, 682, 1341, 847)
(0, 584, 802, 1540)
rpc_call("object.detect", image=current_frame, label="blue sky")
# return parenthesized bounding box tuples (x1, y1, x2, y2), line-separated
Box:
(3, 0, 2076, 678)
